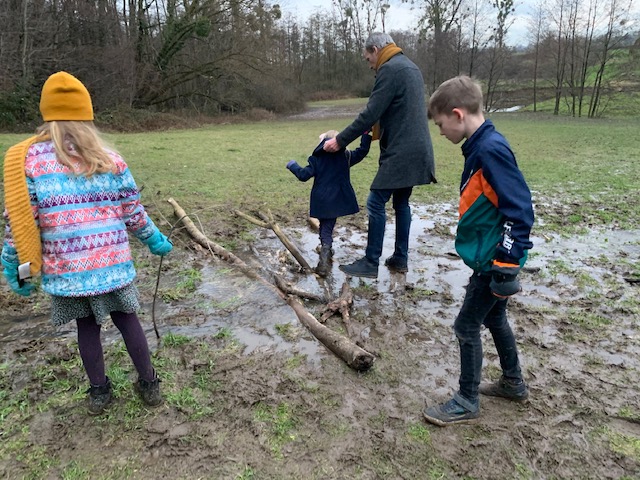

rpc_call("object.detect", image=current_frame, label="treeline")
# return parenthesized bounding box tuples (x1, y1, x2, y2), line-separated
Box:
(0, 0, 638, 130)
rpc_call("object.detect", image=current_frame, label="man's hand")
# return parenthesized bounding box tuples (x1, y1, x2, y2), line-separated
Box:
(323, 138, 340, 152)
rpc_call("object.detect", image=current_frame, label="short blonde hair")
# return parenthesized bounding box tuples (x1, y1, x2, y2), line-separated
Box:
(428, 75, 483, 118)
(319, 130, 339, 141)
(37, 121, 116, 177)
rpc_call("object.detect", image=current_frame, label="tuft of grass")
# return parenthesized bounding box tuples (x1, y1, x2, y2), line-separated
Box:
(163, 332, 192, 347)
(161, 267, 202, 301)
(567, 309, 611, 329)
(407, 423, 432, 444)
(253, 402, 298, 458)
(274, 323, 298, 341)
(607, 430, 640, 461)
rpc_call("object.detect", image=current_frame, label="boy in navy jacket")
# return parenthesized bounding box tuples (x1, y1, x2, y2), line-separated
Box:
(287, 131, 371, 276)
(423, 76, 534, 426)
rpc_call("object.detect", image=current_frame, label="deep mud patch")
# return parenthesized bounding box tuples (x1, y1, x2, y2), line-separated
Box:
(1, 204, 639, 479)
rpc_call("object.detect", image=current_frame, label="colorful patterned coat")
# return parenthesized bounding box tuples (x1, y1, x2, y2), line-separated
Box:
(2, 140, 159, 297)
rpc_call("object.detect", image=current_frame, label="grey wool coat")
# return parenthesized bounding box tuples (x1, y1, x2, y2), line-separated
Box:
(336, 52, 436, 190)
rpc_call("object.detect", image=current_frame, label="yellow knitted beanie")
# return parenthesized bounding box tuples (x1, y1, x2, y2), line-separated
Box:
(39, 71, 94, 121)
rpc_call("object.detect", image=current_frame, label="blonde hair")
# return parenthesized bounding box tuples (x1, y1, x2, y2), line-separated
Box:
(428, 75, 484, 118)
(319, 130, 339, 141)
(37, 121, 116, 176)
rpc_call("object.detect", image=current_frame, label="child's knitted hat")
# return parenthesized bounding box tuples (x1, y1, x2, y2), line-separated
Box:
(39, 72, 94, 121)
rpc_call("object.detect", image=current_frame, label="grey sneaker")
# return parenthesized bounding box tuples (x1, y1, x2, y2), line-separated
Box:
(339, 257, 378, 278)
(384, 255, 408, 273)
(87, 377, 112, 415)
(135, 377, 163, 406)
(479, 376, 529, 402)
(423, 398, 479, 426)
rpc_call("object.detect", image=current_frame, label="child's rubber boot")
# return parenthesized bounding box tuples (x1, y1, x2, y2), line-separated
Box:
(87, 377, 112, 415)
(315, 245, 333, 277)
(135, 375, 163, 407)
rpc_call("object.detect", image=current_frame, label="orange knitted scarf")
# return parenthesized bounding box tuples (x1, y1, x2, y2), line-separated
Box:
(3, 134, 48, 275)
(374, 43, 403, 71)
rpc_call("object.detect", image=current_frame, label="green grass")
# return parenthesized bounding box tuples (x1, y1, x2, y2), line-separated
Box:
(252, 402, 298, 458)
(1, 112, 639, 245)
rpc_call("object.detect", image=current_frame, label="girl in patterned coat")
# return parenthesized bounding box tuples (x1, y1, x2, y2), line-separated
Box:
(1, 71, 172, 414)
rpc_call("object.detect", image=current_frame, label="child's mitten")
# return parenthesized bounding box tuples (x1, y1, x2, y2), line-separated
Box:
(143, 230, 173, 256)
(490, 260, 521, 299)
(1, 259, 36, 296)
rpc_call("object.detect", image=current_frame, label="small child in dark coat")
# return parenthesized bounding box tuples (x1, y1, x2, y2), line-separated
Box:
(287, 130, 372, 276)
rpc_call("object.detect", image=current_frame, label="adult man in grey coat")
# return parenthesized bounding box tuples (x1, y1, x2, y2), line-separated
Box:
(324, 32, 436, 278)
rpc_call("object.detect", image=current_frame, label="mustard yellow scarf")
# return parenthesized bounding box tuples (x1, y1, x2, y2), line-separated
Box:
(370, 44, 403, 140)
(374, 43, 403, 71)
(3, 134, 48, 275)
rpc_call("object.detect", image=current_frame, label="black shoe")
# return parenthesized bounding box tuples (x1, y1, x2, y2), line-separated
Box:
(87, 377, 112, 415)
(135, 376, 163, 406)
(479, 376, 529, 402)
(339, 257, 378, 278)
(315, 245, 333, 277)
(423, 398, 479, 427)
(384, 255, 408, 273)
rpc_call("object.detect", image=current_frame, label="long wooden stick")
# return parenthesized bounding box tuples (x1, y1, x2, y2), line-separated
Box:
(234, 209, 312, 272)
(260, 210, 313, 272)
(274, 274, 325, 303)
(168, 198, 375, 371)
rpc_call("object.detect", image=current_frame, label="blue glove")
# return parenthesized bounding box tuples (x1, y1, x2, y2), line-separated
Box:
(286, 160, 297, 169)
(490, 260, 521, 299)
(3, 265, 36, 297)
(143, 230, 173, 256)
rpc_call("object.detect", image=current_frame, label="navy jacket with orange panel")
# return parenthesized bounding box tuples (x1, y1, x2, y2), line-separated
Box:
(456, 120, 534, 273)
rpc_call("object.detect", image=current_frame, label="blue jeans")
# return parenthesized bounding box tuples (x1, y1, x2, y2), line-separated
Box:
(454, 273, 523, 408)
(364, 187, 413, 265)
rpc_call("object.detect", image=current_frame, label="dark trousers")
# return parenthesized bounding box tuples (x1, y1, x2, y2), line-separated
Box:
(318, 218, 337, 246)
(454, 273, 523, 406)
(76, 311, 155, 386)
(365, 187, 413, 265)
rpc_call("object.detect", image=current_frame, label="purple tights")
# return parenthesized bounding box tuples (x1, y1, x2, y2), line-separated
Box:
(76, 311, 155, 386)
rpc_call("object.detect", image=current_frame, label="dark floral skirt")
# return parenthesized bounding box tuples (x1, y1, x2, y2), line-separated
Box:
(50, 283, 140, 326)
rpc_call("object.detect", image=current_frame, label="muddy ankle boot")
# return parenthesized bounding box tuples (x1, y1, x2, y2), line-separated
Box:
(315, 245, 333, 277)
(87, 377, 112, 415)
(135, 376, 163, 407)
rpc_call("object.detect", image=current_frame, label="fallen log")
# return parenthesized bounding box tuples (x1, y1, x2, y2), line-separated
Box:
(168, 198, 374, 371)
(307, 217, 320, 232)
(287, 297, 374, 372)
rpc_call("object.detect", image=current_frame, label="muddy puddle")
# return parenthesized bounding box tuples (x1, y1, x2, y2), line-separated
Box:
(3, 203, 638, 371)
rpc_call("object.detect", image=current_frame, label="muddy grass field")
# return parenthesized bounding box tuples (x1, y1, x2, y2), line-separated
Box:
(1, 195, 639, 479)
(1, 105, 640, 479)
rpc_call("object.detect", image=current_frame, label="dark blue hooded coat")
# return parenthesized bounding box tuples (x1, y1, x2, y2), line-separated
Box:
(287, 134, 371, 219)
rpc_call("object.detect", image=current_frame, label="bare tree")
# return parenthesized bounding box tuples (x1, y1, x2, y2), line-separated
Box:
(414, 0, 465, 89)
(588, 0, 633, 117)
(527, 0, 548, 111)
(484, 0, 514, 110)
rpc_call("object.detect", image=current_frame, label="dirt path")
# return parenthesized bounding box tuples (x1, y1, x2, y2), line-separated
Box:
(1, 202, 639, 479)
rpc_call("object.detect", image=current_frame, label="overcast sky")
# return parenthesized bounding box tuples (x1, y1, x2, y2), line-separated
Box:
(278, 0, 639, 48)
